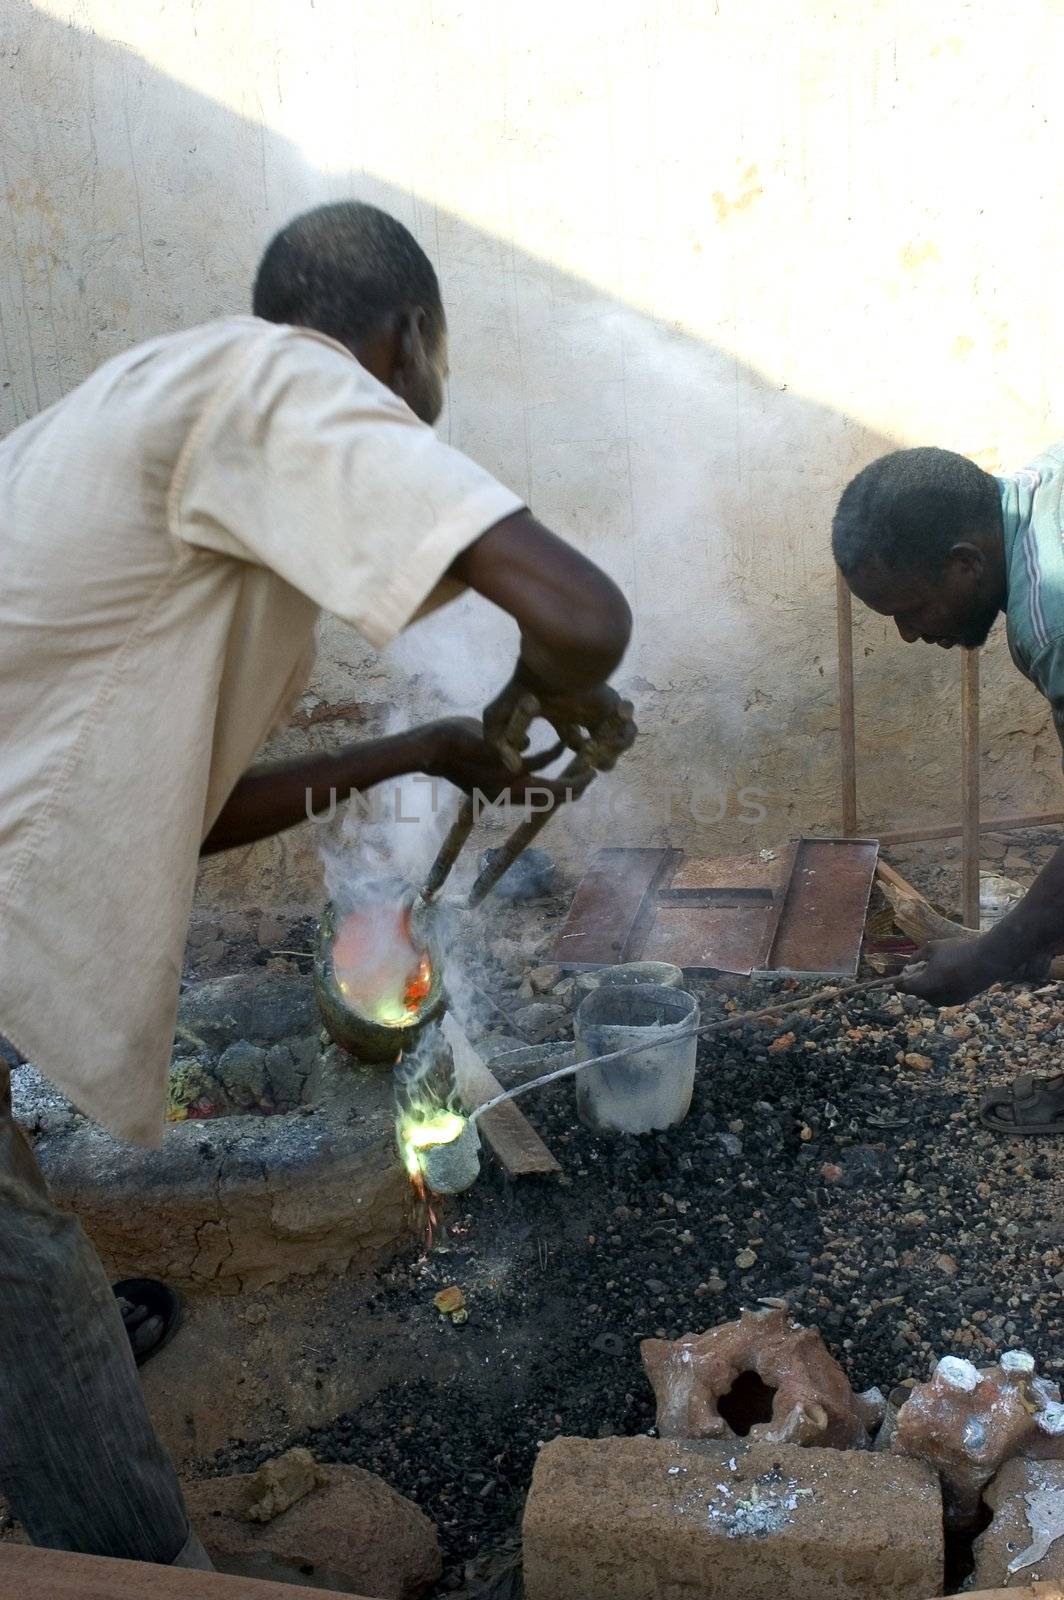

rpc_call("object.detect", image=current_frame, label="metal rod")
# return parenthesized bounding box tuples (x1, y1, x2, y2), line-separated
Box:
(469, 976, 895, 1123)
(835, 568, 858, 836)
(421, 796, 475, 901)
(420, 695, 538, 902)
(961, 648, 981, 929)
(466, 753, 593, 907)
(466, 804, 557, 907)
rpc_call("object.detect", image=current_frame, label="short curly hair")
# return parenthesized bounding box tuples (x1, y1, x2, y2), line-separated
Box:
(832, 447, 1000, 577)
(253, 201, 445, 352)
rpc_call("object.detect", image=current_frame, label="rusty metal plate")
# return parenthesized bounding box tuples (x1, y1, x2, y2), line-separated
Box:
(765, 838, 879, 977)
(669, 851, 785, 893)
(546, 839, 878, 979)
(640, 903, 773, 975)
(543, 847, 680, 967)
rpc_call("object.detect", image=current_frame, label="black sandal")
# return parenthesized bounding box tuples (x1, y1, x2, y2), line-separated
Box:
(113, 1278, 183, 1366)
(980, 1071, 1064, 1136)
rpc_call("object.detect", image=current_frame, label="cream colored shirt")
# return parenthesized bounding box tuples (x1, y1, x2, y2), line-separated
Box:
(0, 316, 522, 1145)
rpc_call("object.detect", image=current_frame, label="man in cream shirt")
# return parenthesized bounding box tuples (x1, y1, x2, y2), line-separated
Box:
(0, 201, 633, 1567)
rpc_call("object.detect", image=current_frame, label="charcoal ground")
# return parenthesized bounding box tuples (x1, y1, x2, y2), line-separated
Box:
(214, 969, 1064, 1593)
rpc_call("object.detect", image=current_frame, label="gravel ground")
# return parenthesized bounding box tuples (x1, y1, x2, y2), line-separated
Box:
(215, 961, 1064, 1593)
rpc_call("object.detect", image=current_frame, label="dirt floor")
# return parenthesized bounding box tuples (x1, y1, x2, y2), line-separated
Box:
(190, 830, 1064, 1596)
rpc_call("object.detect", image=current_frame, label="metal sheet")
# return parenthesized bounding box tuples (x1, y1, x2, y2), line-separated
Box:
(669, 852, 785, 893)
(640, 903, 773, 975)
(765, 838, 879, 977)
(641, 840, 798, 976)
(543, 846, 679, 967)
(546, 839, 878, 978)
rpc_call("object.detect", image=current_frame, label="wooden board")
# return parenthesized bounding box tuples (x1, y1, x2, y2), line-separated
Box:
(0, 1544, 378, 1599)
(443, 1015, 560, 1177)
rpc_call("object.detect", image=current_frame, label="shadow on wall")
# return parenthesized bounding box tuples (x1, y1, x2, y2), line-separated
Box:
(2, 1, 1054, 915)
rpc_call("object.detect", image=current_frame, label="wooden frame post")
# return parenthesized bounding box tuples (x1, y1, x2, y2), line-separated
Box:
(835, 568, 858, 836)
(961, 648, 981, 929)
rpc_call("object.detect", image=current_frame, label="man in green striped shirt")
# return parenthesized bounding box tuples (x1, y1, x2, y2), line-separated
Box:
(833, 445, 1064, 1132)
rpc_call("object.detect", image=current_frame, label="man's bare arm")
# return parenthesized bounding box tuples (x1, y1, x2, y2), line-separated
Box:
(205, 510, 635, 855)
(201, 718, 573, 854)
(449, 510, 635, 758)
(900, 844, 1064, 1004)
(450, 509, 632, 691)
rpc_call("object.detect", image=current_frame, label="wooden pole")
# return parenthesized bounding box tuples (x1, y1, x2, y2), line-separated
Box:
(961, 648, 981, 929)
(835, 568, 858, 835)
(876, 809, 1064, 847)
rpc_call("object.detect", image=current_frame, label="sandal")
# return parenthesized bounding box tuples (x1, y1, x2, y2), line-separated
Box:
(113, 1277, 183, 1366)
(980, 1072, 1064, 1136)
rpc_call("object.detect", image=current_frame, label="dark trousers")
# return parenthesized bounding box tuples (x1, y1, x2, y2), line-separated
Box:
(0, 1063, 210, 1568)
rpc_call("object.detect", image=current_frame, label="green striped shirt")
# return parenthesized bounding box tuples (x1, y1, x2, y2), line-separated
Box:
(1000, 445, 1064, 753)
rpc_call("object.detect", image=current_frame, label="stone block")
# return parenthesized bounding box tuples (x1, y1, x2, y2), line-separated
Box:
(523, 1436, 943, 1600)
(972, 1458, 1064, 1588)
(185, 1461, 440, 1598)
(244, 1448, 329, 1522)
(512, 1002, 568, 1043)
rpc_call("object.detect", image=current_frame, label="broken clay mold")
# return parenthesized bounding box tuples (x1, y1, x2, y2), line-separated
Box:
(640, 1306, 874, 1448)
(890, 1352, 1064, 1525)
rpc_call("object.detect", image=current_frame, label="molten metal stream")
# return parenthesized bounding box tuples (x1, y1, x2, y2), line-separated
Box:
(398, 1106, 465, 1180)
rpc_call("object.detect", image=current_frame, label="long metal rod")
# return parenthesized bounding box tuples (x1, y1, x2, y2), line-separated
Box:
(961, 649, 981, 929)
(421, 796, 475, 900)
(836, 568, 858, 836)
(467, 752, 593, 907)
(469, 976, 894, 1123)
(420, 695, 538, 903)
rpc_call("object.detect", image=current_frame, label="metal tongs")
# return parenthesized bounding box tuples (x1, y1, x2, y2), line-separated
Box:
(420, 693, 631, 909)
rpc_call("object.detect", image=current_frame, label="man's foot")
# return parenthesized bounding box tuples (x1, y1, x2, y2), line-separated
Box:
(112, 1278, 182, 1365)
(980, 1071, 1064, 1135)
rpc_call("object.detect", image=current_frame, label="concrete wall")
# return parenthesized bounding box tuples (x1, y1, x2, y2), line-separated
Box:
(3, 0, 1063, 914)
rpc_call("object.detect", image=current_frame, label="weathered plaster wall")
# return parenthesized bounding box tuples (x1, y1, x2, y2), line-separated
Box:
(3, 0, 1062, 913)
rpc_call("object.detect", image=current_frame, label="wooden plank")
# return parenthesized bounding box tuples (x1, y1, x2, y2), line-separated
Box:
(874, 809, 1064, 847)
(875, 860, 1064, 978)
(443, 1015, 561, 1177)
(0, 1544, 379, 1599)
(875, 859, 977, 942)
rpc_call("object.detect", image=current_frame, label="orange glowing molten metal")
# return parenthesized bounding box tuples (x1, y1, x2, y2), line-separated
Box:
(331, 901, 434, 1027)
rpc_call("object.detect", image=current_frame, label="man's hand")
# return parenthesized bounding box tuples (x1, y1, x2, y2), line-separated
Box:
(419, 717, 584, 804)
(483, 667, 637, 772)
(897, 936, 1013, 1006)
(898, 842, 1064, 1005)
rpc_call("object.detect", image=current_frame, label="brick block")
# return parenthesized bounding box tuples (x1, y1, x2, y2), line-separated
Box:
(973, 1459, 1064, 1589)
(523, 1436, 942, 1600)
